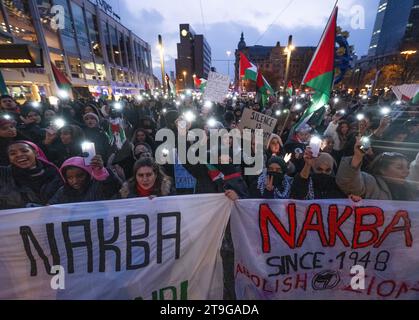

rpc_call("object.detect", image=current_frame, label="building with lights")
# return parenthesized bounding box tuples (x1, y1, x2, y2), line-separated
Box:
(175, 24, 211, 92)
(344, 0, 419, 89)
(0, 0, 154, 102)
(234, 33, 316, 92)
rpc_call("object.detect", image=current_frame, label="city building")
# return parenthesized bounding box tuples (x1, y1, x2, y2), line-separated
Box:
(175, 24, 211, 91)
(402, 0, 419, 51)
(344, 0, 419, 89)
(368, 0, 414, 56)
(234, 32, 315, 92)
(0, 0, 154, 102)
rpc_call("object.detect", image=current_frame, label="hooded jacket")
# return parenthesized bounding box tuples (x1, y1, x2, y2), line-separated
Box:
(49, 157, 121, 204)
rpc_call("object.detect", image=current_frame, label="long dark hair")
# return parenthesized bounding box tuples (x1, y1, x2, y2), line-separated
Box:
(129, 157, 170, 196)
(58, 125, 85, 146)
(369, 152, 409, 177)
(336, 120, 349, 144)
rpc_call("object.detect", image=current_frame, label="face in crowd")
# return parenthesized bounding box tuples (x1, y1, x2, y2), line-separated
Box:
(337, 122, 349, 136)
(269, 137, 281, 155)
(0, 97, 17, 113)
(267, 161, 285, 187)
(84, 114, 98, 128)
(375, 154, 410, 185)
(321, 137, 334, 154)
(44, 110, 56, 124)
(8, 142, 37, 170)
(135, 130, 147, 144)
(60, 128, 73, 145)
(26, 111, 42, 125)
(0, 121, 17, 139)
(136, 165, 157, 191)
(134, 144, 152, 160)
(65, 167, 89, 190)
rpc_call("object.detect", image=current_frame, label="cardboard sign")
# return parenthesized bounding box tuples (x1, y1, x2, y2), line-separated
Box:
(238, 108, 278, 145)
(203, 72, 230, 103)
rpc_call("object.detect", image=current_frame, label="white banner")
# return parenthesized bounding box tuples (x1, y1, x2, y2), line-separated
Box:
(0, 194, 232, 300)
(231, 199, 419, 300)
(203, 72, 230, 103)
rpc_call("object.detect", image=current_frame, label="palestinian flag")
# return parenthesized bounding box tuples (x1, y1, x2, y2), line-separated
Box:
(194, 77, 207, 92)
(391, 84, 419, 104)
(294, 5, 338, 130)
(256, 71, 274, 96)
(51, 63, 72, 90)
(239, 52, 257, 81)
(256, 71, 274, 107)
(286, 81, 293, 97)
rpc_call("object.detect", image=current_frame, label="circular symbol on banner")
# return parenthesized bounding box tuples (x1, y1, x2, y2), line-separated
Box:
(312, 270, 341, 290)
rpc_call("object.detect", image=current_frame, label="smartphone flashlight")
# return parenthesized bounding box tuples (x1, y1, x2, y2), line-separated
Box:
(309, 136, 322, 158)
(81, 141, 96, 166)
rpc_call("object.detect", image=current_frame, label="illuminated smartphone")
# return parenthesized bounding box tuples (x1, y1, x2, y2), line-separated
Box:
(360, 136, 371, 153)
(309, 136, 322, 158)
(81, 142, 96, 166)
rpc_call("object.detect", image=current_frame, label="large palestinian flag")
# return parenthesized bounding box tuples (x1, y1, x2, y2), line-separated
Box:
(294, 5, 338, 129)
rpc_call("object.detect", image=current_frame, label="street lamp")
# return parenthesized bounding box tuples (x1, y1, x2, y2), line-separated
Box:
(157, 35, 166, 94)
(226, 50, 232, 79)
(183, 71, 187, 90)
(283, 35, 294, 93)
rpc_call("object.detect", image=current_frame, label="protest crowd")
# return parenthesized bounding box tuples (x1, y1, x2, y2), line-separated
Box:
(0, 88, 418, 299)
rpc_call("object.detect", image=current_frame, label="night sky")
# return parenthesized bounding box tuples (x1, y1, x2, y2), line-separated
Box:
(108, 0, 381, 80)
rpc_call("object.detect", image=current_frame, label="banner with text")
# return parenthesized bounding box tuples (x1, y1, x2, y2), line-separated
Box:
(231, 199, 419, 300)
(0, 194, 232, 300)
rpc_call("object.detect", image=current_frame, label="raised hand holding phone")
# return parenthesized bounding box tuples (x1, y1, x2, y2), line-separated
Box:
(309, 136, 322, 158)
(82, 141, 96, 166)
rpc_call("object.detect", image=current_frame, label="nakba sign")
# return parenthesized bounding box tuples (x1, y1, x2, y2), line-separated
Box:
(231, 199, 419, 300)
(238, 108, 278, 145)
(0, 194, 231, 299)
(203, 72, 230, 103)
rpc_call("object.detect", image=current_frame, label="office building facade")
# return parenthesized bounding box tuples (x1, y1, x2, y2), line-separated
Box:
(368, 0, 414, 56)
(175, 24, 211, 91)
(0, 0, 154, 102)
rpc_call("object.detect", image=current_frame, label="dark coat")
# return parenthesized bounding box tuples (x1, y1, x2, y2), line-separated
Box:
(0, 164, 63, 209)
(49, 169, 121, 205)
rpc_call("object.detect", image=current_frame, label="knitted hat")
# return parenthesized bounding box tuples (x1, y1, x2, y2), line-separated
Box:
(83, 112, 99, 123)
(267, 156, 288, 173)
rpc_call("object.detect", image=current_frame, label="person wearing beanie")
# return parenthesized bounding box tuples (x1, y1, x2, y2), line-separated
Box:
(49, 155, 121, 204)
(251, 155, 293, 199)
(223, 111, 236, 129)
(291, 148, 345, 200)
